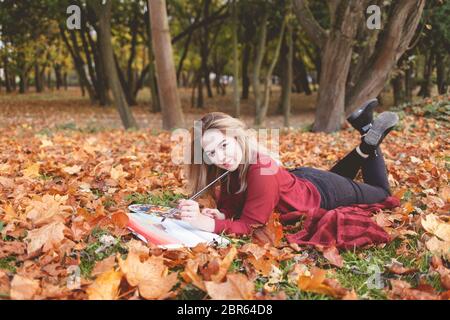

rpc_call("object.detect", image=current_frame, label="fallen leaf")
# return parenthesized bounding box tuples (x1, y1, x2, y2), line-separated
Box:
(211, 246, 238, 283)
(118, 252, 177, 299)
(62, 165, 81, 175)
(10, 275, 40, 300)
(91, 256, 117, 277)
(111, 210, 129, 228)
(25, 222, 66, 255)
(22, 163, 40, 178)
(110, 165, 128, 180)
(421, 214, 450, 241)
(425, 236, 450, 261)
(297, 268, 340, 297)
(26, 194, 71, 226)
(387, 279, 438, 300)
(252, 212, 284, 246)
(322, 246, 344, 268)
(205, 273, 254, 300)
(86, 269, 123, 300)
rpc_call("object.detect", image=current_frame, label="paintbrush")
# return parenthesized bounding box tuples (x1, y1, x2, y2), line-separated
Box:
(161, 170, 230, 222)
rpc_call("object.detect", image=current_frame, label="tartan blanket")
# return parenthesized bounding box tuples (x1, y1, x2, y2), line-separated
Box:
(284, 196, 401, 249)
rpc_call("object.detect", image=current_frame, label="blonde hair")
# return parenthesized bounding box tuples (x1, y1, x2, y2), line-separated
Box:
(184, 112, 279, 199)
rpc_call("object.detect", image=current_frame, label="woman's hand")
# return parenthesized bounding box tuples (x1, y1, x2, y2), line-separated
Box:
(201, 208, 226, 220)
(183, 214, 215, 232)
(177, 199, 201, 220)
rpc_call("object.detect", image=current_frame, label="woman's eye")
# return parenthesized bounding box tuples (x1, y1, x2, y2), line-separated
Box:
(222, 142, 227, 148)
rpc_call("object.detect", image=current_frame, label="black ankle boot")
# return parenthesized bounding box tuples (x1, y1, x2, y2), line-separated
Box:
(347, 98, 379, 135)
(358, 111, 399, 156)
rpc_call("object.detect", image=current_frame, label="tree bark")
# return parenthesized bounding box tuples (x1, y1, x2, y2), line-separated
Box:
(34, 63, 44, 93)
(148, 0, 185, 129)
(391, 73, 405, 106)
(345, 0, 425, 114)
(282, 21, 293, 127)
(294, 0, 425, 132)
(255, 18, 286, 126)
(232, 0, 240, 118)
(90, 0, 138, 129)
(436, 51, 447, 95)
(241, 43, 251, 100)
(418, 51, 434, 98)
(252, 10, 268, 122)
(3, 57, 12, 93)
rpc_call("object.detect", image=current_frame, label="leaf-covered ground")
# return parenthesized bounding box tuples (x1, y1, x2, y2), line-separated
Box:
(0, 94, 449, 300)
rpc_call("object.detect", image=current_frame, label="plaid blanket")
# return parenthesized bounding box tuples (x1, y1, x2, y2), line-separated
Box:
(284, 196, 401, 249)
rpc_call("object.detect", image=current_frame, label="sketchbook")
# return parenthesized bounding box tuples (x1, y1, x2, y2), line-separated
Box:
(127, 204, 230, 249)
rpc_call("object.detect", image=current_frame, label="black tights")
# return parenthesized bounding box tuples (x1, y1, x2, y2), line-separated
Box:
(290, 146, 391, 210)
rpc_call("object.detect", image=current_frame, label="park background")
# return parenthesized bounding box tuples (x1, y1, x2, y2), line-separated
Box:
(0, 0, 449, 300)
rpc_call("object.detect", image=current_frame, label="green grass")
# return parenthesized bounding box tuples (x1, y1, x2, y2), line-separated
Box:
(0, 256, 17, 273)
(126, 190, 185, 206)
(77, 228, 127, 278)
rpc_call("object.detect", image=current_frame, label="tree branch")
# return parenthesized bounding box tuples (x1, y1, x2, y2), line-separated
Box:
(292, 0, 327, 48)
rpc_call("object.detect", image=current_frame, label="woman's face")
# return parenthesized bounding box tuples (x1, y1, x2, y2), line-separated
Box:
(201, 129, 243, 171)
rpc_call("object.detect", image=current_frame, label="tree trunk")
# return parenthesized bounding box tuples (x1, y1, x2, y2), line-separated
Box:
(255, 18, 286, 126)
(436, 51, 447, 95)
(55, 64, 62, 90)
(3, 57, 12, 93)
(252, 10, 268, 123)
(148, 0, 185, 129)
(282, 22, 293, 127)
(344, 0, 425, 114)
(201, 0, 213, 99)
(391, 73, 405, 106)
(63, 72, 68, 90)
(232, 0, 240, 117)
(294, 0, 425, 132)
(34, 64, 43, 93)
(241, 43, 251, 100)
(404, 58, 414, 102)
(60, 27, 97, 103)
(314, 1, 365, 132)
(91, 0, 138, 129)
(19, 73, 28, 94)
(418, 51, 434, 98)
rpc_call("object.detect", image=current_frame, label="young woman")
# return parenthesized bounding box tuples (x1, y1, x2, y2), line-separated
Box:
(177, 99, 399, 236)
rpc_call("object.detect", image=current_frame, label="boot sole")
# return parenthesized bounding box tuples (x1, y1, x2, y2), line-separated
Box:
(364, 112, 399, 146)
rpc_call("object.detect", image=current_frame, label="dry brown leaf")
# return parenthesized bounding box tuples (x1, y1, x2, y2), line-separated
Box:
(91, 256, 117, 277)
(118, 252, 177, 299)
(297, 268, 341, 297)
(86, 269, 123, 300)
(10, 275, 40, 300)
(181, 259, 206, 291)
(322, 246, 344, 268)
(425, 236, 450, 261)
(24, 221, 66, 255)
(22, 163, 40, 178)
(26, 194, 71, 226)
(387, 279, 438, 300)
(421, 214, 450, 241)
(252, 212, 284, 246)
(205, 273, 254, 300)
(210, 246, 237, 283)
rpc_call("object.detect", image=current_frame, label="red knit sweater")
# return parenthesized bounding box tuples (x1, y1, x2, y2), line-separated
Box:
(213, 153, 322, 235)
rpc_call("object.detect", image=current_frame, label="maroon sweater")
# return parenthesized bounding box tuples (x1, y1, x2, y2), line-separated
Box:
(213, 153, 322, 235)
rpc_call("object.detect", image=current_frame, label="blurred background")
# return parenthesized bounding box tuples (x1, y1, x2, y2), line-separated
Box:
(0, 0, 448, 132)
